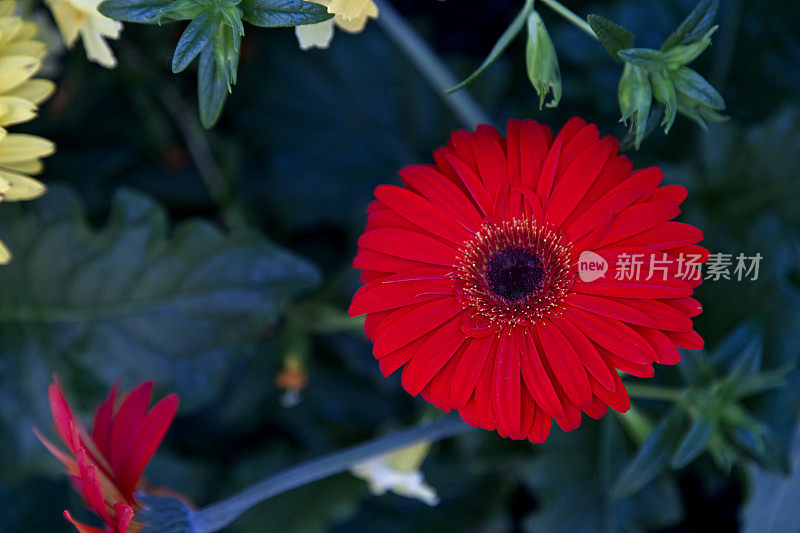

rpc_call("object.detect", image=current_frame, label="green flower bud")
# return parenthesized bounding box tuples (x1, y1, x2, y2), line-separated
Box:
(212, 7, 243, 90)
(525, 11, 561, 109)
(671, 66, 727, 129)
(650, 67, 677, 133)
(671, 66, 725, 109)
(662, 26, 718, 67)
(618, 62, 651, 149)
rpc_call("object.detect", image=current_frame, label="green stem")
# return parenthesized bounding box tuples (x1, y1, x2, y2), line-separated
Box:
(191, 416, 472, 533)
(374, 0, 492, 129)
(625, 383, 683, 402)
(538, 0, 598, 41)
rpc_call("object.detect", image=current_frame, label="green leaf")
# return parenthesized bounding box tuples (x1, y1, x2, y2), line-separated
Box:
(712, 323, 761, 370)
(98, 0, 173, 23)
(198, 43, 229, 128)
(241, 0, 333, 28)
(612, 408, 685, 498)
(159, 0, 205, 21)
(0, 186, 320, 474)
(670, 415, 715, 468)
(446, 0, 532, 94)
(523, 418, 683, 532)
(172, 9, 221, 73)
(587, 14, 634, 61)
(735, 425, 792, 475)
(662, 0, 719, 51)
(724, 335, 763, 391)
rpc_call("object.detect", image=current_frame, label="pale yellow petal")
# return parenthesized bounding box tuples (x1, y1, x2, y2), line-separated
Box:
(386, 442, 431, 472)
(295, 20, 335, 50)
(334, 13, 368, 33)
(47, 0, 82, 47)
(1, 158, 43, 175)
(0, 96, 37, 126)
(0, 0, 15, 17)
(16, 21, 40, 41)
(1, 39, 48, 59)
(89, 13, 122, 39)
(0, 238, 11, 264)
(78, 26, 117, 67)
(6, 79, 55, 105)
(0, 170, 45, 200)
(362, 0, 378, 18)
(328, 0, 371, 20)
(0, 17, 23, 47)
(0, 55, 39, 92)
(0, 133, 55, 164)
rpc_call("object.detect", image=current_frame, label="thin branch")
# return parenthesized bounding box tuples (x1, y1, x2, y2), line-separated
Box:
(374, 0, 492, 129)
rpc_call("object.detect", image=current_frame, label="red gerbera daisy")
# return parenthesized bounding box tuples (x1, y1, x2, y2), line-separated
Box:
(35, 377, 179, 532)
(349, 118, 707, 443)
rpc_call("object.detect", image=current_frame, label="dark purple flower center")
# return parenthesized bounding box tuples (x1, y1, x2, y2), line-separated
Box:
(485, 246, 544, 302)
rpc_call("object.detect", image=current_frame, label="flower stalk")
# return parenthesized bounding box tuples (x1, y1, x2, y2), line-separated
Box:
(537, 0, 598, 40)
(190, 416, 472, 533)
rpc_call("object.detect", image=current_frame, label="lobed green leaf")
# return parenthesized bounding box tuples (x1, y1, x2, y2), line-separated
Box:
(0, 186, 320, 472)
(587, 14, 634, 61)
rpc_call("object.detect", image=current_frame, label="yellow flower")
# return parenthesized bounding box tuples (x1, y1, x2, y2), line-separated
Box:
(45, 0, 122, 68)
(295, 0, 378, 50)
(351, 441, 439, 506)
(0, 0, 56, 263)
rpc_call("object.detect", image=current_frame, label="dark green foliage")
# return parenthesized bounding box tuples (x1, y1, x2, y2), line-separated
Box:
(0, 186, 319, 478)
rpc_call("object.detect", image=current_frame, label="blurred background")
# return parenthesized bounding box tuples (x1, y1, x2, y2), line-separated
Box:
(1, 0, 799, 531)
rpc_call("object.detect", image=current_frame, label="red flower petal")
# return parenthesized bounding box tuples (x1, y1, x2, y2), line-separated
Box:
(564, 307, 657, 364)
(374, 184, 474, 245)
(91, 384, 118, 459)
(358, 228, 457, 267)
(402, 317, 466, 396)
(545, 136, 617, 226)
(449, 335, 494, 410)
(552, 315, 617, 391)
(493, 332, 524, 439)
(566, 294, 658, 328)
(372, 298, 463, 356)
(445, 152, 494, 216)
(349, 269, 454, 316)
(518, 330, 564, 418)
(118, 393, 179, 498)
(536, 322, 592, 409)
(399, 165, 483, 230)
